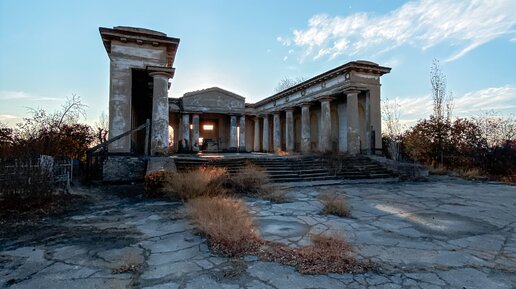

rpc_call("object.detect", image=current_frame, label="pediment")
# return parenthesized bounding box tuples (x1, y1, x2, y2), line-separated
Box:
(181, 87, 245, 114)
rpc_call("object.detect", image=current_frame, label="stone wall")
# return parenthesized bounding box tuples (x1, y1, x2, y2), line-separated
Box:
(103, 155, 146, 182)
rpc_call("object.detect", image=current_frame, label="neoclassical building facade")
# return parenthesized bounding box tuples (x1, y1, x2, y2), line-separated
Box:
(100, 26, 391, 156)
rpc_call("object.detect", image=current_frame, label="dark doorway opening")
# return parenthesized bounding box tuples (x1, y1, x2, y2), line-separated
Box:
(131, 69, 153, 154)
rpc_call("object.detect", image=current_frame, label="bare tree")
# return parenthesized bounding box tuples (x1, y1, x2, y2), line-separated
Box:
(430, 59, 454, 122)
(430, 59, 454, 166)
(274, 77, 306, 93)
(93, 111, 109, 145)
(473, 111, 516, 147)
(382, 98, 403, 165)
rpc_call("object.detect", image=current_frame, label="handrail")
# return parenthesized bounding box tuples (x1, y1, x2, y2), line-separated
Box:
(87, 119, 150, 155)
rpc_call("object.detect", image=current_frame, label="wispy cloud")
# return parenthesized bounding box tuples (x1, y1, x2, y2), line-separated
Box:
(0, 114, 19, 121)
(0, 91, 60, 101)
(396, 85, 516, 125)
(280, 0, 516, 62)
(0, 91, 33, 100)
(453, 85, 516, 114)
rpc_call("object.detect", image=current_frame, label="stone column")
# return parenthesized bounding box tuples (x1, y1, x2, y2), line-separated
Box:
(239, 115, 246, 152)
(364, 92, 371, 154)
(229, 115, 238, 151)
(319, 97, 332, 153)
(192, 114, 200, 152)
(285, 109, 294, 152)
(181, 113, 190, 151)
(300, 103, 311, 153)
(149, 72, 171, 156)
(253, 117, 260, 151)
(337, 102, 348, 153)
(369, 86, 382, 154)
(273, 112, 282, 153)
(262, 115, 269, 152)
(346, 91, 360, 155)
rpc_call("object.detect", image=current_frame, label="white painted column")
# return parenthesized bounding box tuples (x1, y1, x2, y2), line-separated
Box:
(253, 117, 261, 151)
(239, 115, 246, 152)
(301, 103, 311, 153)
(229, 115, 238, 151)
(285, 109, 294, 152)
(319, 98, 332, 153)
(346, 91, 360, 155)
(192, 114, 200, 152)
(262, 115, 269, 152)
(181, 113, 190, 151)
(150, 72, 170, 155)
(273, 112, 281, 153)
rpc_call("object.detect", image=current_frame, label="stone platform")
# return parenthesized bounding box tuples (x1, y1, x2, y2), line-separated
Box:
(1, 176, 515, 288)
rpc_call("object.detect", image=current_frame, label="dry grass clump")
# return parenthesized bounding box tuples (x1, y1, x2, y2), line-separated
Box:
(227, 163, 269, 195)
(320, 193, 351, 217)
(187, 196, 261, 256)
(145, 167, 228, 200)
(259, 232, 368, 274)
(453, 168, 484, 180)
(186, 195, 368, 274)
(226, 164, 288, 203)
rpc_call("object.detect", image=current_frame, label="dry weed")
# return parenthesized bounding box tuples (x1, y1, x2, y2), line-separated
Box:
(454, 168, 484, 179)
(186, 196, 261, 256)
(320, 193, 351, 217)
(146, 167, 228, 200)
(259, 231, 368, 274)
(226, 164, 288, 202)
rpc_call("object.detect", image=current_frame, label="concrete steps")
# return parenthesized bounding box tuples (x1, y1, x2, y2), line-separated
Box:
(173, 155, 397, 184)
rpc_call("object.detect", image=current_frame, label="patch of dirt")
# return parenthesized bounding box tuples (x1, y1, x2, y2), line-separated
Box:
(0, 194, 90, 227)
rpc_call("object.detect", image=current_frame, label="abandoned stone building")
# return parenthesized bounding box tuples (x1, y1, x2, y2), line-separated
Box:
(100, 26, 391, 157)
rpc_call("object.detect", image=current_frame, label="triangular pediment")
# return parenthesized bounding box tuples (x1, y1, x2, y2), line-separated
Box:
(181, 87, 245, 114)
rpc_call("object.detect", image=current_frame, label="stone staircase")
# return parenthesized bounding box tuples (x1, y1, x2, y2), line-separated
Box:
(173, 155, 397, 183)
(327, 155, 398, 179)
(251, 157, 339, 183)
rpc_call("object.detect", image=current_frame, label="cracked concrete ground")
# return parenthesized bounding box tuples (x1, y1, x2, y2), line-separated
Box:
(1, 176, 515, 289)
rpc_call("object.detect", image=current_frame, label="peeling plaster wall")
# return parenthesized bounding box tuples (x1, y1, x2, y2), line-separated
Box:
(107, 41, 167, 153)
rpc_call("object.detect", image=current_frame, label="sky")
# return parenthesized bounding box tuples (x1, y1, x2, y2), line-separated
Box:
(1, 0, 515, 128)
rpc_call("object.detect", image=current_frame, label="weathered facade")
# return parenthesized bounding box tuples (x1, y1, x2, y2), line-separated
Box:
(101, 27, 391, 156)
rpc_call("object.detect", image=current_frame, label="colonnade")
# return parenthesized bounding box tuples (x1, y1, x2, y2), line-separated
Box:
(251, 90, 372, 155)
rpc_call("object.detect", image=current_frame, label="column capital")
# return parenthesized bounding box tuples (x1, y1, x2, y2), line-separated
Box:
(317, 95, 334, 102)
(345, 89, 361, 95)
(283, 107, 295, 112)
(147, 66, 175, 78)
(299, 102, 312, 108)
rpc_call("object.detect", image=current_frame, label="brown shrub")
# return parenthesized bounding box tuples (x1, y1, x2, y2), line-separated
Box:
(186, 196, 261, 256)
(145, 167, 228, 200)
(320, 193, 351, 217)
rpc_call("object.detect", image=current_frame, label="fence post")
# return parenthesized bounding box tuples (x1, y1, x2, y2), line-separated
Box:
(144, 118, 150, 156)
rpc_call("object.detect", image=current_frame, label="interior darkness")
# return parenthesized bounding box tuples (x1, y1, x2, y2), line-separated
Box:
(131, 69, 153, 154)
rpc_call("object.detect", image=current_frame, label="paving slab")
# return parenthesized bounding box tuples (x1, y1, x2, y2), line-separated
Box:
(1, 176, 515, 288)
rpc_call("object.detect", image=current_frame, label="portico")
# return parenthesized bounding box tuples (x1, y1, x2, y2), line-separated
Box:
(100, 26, 390, 156)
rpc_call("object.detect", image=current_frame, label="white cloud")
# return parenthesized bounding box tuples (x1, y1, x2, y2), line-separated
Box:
(395, 85, 516, 126)
(0, 91, 32, 100)
(283, 56, 288, 61)
(0, 114, 19, 121)
(453, 85, 516, 115)
(280, 0, 516, 62)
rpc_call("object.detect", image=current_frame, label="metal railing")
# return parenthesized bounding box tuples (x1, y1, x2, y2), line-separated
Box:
(85, 119, 150, 180)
